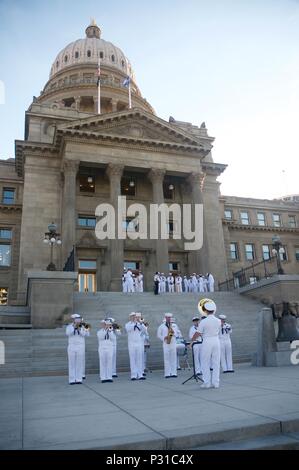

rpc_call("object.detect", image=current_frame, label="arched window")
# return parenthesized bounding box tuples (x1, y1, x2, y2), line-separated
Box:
(56, 61, 59, 68)
(121, 60, 125, 68)
(75, 51, 79, 59)
(111, 54, 115, 62)
(64, 55, 68, 63)
(87, 50, 91, 58)
(100, 51, 104, 59)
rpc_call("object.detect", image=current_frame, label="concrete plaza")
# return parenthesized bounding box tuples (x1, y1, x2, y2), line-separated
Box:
(1, 363, 299, 450)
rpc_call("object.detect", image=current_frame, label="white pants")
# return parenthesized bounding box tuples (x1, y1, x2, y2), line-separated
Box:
(68, 345, 84, 383)
(139, 282, 143, 293)
(163, 343, 177, 377)
(201, 337, 220, 387)
(169, 284, 174, 293)
(98, 343, 113, 381)
(122, 281, 128, 293)
(192, 342, 202, 375)
(176, 283, 182, 293)
(220, 339, 233, 371)
(209, 282, 215, 292)
(127, 281, 134, 293)
(112, 343, 117, 376)
(128, 342, 144, 379)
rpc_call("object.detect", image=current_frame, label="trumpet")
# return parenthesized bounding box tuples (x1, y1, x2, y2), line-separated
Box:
(112, 322, 122, 332)
(78, 320, 91, 330)
(141, 318, 149, 327)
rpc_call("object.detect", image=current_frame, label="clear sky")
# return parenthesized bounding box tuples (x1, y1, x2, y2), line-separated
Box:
(0, 0, 299, 199)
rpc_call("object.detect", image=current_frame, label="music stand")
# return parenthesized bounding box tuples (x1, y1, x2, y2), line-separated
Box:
(182, 340, 204, 385)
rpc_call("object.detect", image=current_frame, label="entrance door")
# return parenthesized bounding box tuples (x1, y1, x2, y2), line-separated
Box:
(78, 273, 96, 293)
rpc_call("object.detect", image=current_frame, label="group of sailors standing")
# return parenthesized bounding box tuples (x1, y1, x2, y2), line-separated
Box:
(66, 298, 233, 389)
(154, 272, 215, 295)
(122, 268, 144, 293)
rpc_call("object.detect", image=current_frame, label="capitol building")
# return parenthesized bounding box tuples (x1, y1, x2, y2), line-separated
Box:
(0, 21, 298, 306)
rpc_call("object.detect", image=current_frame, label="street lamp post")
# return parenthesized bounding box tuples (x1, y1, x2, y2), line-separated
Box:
(271, 235, 285, 275)
(43, 222, 62, 271)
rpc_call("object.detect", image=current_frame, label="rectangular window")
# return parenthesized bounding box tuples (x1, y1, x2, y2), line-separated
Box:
(169, 262, 179, 272)
(121, 177, 136, 196)
(230, 243, 238, 260)
(224, 209, 233, 220)
(2, 188, 15, 204)
(78, 260, 97, 270)
(257, 212, 266, 226)
(122, 217, 139, 232)
(79, 175, 95, 193)
(288, 215, 296, 228)
(240, 211, 250, 225)
(295, 248, 299, 261)
(163, 182, 175, 200)
(0, 229, 12, 239)
(0, 245, 11, 266)
(272, 214, 281, 227)
(0, 287, 8, 305)
(78, 216, 96, 228)
(124, 261, 140, 271)
(262, 244, 271, 261)
(245, 244, 255, 261)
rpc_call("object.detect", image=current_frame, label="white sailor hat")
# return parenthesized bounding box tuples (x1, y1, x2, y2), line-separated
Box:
(192, 316, 200, 321)
(204, 300, 217, 313)
(164, 312, 173, 318)
(104, 319, 112, 325)
(105, 317, 115, 322)
(129, 312, 136, 317)
(71, 314, 81, 319)
(135, 312, 142, 317)
(219, 314, 226, 320)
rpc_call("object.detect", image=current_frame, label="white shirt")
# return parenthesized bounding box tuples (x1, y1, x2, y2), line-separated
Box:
(97, 328, 115, 344)
(157, 322, 180, 344)
(219, 322, 232, 340)
(66, 324, 89, 347)
(198, 315, 221, 338)
(125, 321, 146, 344)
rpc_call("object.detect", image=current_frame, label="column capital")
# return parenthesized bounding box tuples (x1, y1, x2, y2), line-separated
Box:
(148, 168, 166, 184)
(63, 160, 80, 174)
(188, 171, 206, 190)
(106, 163, 124, 180)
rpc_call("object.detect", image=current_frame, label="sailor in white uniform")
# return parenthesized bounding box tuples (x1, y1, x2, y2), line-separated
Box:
(105, 316, 121, 378)
(198, 300, 221, 388)
(167, 273, 175, 293)
(219, 314, 234, 373)
(125, 312, 147, 380)
(189, 316, 202, 376)
(66, 314, 90, 385)
(207, 273, 215, 292)
(157, 313, 179, 378)
(97, 319, 115, 383)
(175, 274, 183, 293)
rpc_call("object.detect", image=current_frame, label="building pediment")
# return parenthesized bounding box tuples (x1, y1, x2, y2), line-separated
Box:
(56, 108, 212, 152)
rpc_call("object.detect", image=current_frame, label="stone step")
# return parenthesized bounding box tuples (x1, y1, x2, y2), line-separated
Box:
(0, 324, 32, 329)
(194, 433, 299, 450)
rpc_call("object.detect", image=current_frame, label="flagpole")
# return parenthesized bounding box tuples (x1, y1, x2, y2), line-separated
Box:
(128, 79, 132, 109)
(97, 59, 101, 114)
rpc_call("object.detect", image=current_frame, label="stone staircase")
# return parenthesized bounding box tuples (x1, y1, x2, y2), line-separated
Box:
(0, 306, 31, 328)
(0, 292, 262, 378)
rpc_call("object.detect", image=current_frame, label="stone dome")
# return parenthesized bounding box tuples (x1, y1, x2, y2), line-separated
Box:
(49, 21, 135, 81)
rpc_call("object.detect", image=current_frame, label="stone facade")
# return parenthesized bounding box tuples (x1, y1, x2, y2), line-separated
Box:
(0, 22, 298, 304)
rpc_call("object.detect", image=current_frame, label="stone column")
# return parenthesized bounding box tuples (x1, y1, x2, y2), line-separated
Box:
(111, 99, 118, 112)
(148, 169, 169, 275)
(62, 160, 79, 265)
(75, 96, 81, 111)
(187, 172, 210, 275)
(107, 163, 124, 291)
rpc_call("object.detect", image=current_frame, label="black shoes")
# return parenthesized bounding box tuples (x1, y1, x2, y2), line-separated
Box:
(131, 377, 137, 381)
(101, 379, 114, 383)
(69, 382, 76, 385)
(112, 375, 118, 378)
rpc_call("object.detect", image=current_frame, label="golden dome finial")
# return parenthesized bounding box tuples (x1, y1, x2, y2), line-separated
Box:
(90, 18, 97, 26)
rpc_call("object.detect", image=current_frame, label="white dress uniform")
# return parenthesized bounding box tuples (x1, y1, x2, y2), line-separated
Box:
(198, 310, 221, 388)
(138, 273, 144, 292)
(97, 325, 115, 382)
(183, 276, 189, 293)
(160, 275, 166, 293)
(198, 276, 204, 293)
(175, 275, 183, 293)
(126, 270, 134, 293)
(189, 323, 202, 375)
(66, 320, 90, 384)
(208, 273, 215, 292)
(157, 319, 179, 377)
(112, 328, 121, 377)
(122, 272, 128, 293)
(125, 319, 146, 379)
(219, 317, 234, 372)
(167, 275, 175, 293)
(191, 274, 198, 293)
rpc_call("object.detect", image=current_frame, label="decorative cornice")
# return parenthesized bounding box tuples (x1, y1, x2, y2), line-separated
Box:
(202, 162, 227, 176)
(222, 220, 299, 233)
